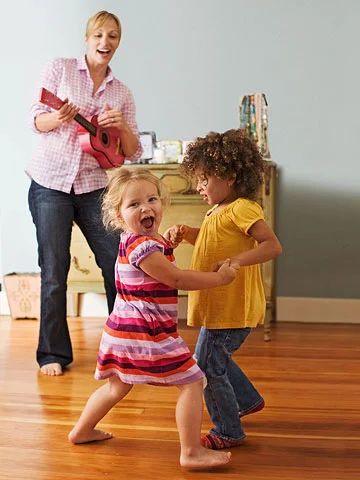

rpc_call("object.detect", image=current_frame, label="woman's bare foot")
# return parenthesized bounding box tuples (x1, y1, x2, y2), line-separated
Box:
(68, 428, 113, 444)
(180, 446, 231, 469)
(40, 363, 63, 376)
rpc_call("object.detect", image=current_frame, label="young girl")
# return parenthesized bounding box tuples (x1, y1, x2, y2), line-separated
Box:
(68, 168, 237, 468)
(165, 129, 282, 450)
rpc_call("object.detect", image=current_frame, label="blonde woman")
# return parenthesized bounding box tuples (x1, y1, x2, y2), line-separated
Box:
(28, 11, 142, 376)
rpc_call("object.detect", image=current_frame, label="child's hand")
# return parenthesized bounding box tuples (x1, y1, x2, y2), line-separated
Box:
(163, 224, 185, 248)
(213, 260, 224, 272)
(213, 259, 241, 271)
(230, 259, 240, 269)
(217, 258, 239, 284)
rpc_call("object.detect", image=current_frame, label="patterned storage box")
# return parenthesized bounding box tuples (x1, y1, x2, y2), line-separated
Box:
(3, 272, 40, 319)
(3, 272, 78, 319)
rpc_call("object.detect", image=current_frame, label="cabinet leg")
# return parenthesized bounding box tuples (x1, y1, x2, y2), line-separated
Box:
(66, 292, 79, 317)
(263, 304, 272, 342)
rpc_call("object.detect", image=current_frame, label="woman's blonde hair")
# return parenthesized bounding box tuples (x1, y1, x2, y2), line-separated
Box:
(102, 168, 169, 231)
(85, 10, 121, 39)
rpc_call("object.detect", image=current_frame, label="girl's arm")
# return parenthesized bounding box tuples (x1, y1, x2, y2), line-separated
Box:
(231, 219, 282, 267)
(139, 252, 237, 290)
(182, 225, 200, 246)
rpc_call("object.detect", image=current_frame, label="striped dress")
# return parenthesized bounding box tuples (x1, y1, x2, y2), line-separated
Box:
(95, 232, 204, 385)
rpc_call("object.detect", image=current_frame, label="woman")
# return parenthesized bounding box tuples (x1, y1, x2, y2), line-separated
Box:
(27, 11, 142, 376)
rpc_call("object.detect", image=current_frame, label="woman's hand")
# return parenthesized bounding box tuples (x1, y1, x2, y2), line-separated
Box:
(98, 103, 139, 158)
(56, 99, 80, 124)
(98, 103, 127, 131)
(35, 98, 80, 132)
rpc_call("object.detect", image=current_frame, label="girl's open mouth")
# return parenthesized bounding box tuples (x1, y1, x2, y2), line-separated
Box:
(141, 216, 154, 229)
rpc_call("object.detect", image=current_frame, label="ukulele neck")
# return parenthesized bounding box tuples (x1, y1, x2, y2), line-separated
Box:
(74, 114, 97, 136)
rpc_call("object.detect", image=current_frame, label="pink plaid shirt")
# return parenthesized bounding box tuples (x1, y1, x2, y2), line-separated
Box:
(27, 56, 142, 194)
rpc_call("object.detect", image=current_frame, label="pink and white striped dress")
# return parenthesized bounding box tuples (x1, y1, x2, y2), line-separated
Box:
(95, 232, 204, 385)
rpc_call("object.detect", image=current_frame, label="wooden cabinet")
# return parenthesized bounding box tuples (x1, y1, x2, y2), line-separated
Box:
(68, 162, 278, 339)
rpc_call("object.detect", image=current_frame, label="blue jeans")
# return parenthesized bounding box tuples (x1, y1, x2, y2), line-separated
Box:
(28, 180, 119, 368)
(195, 327, 263, 441)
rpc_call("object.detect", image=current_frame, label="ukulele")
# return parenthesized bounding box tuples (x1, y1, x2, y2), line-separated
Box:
(39, 88, 125, 169)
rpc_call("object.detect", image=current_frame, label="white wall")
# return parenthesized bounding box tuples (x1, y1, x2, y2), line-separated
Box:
(1, 0, 359, 299)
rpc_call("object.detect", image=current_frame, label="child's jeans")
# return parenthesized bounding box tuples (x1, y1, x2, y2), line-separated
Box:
(195, 326, 263, 441)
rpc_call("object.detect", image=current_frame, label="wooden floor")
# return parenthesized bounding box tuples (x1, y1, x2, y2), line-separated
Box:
(0, 316, 359, 480)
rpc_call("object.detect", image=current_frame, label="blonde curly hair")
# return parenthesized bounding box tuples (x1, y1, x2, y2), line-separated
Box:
(102, 168, 169, 231)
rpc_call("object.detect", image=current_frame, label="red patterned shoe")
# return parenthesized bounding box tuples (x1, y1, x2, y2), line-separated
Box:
(201, 433, 245, 450)
(239, 399, 265, 418)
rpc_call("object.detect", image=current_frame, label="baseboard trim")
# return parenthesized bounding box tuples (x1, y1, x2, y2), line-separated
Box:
(2, 290, 358, 324)
(0, 291, 10, 315)
(276, 296, 360, 324)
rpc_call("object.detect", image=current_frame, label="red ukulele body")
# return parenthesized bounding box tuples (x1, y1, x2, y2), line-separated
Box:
(39, 88, 125, 169)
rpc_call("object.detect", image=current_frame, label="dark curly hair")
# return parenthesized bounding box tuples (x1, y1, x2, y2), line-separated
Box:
(180, 129, 265, 200)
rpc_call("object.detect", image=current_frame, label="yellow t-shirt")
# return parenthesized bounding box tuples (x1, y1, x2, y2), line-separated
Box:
(187, 198, 266, 329)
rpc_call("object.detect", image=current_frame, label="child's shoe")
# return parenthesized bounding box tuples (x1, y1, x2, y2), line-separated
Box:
(201, 432, 245, 450)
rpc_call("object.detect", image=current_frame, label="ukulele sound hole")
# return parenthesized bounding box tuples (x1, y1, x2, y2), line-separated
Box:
(101, 131, 110, 147)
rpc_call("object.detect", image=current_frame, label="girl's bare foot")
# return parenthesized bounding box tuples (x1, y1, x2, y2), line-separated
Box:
(180, 446, 231, 469)
(40, 363, 63, 376)
(68, 428, 113, 444)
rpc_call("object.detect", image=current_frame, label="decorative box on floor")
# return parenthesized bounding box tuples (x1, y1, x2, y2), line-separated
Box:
(3, 272, 78, 319)
(3, 272, 40, 319)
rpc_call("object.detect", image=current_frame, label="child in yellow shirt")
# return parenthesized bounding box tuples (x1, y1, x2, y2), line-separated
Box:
(165, 129, 282, 449)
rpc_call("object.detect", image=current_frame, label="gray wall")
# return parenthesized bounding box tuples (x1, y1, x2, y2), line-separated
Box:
(1, 0, 359, 299)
